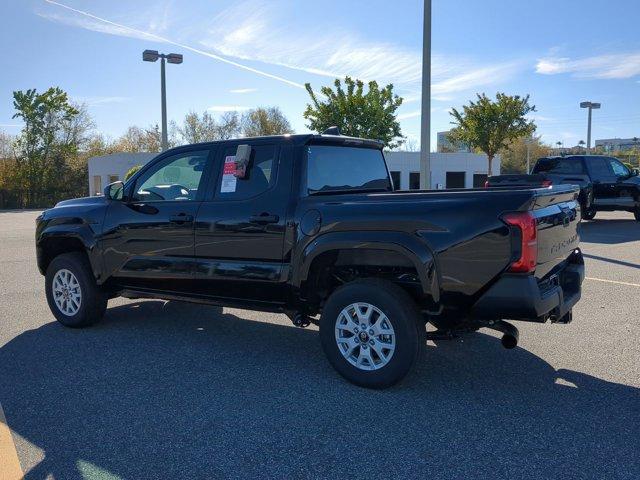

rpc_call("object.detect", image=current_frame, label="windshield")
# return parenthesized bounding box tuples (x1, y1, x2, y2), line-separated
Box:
(306, 145, 391, 194)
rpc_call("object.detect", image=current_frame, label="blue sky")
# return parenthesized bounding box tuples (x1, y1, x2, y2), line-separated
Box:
(1, 0, 639, 150)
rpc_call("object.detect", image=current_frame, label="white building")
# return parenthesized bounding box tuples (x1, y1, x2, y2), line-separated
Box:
(385, 151, 499, 190)
(436, 130, 472, 153)
(595, 138, 639, 153)
(88, 150, 498, 196)
(88, 152, 156, 196)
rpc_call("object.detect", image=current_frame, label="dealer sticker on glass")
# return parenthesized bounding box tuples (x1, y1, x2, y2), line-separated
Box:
(221, 156, 237, 193)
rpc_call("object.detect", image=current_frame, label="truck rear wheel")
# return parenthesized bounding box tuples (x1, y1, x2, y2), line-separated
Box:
(582, 209, 596, 221)
(634, 208, 640, 221)
(319, 279, 424, 389)
(45, 252, 107, 328)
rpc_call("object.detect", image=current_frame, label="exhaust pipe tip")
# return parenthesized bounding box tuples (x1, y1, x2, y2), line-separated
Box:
(501, 334, 518, 349)
(483, 320, 519, 349)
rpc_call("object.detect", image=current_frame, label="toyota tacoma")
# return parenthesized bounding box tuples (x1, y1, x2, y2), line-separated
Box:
(36, 132, 584, 388)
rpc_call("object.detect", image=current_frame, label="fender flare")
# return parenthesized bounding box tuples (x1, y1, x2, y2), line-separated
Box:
(293, 231, 440, 303)
(36, 222, 103, 281)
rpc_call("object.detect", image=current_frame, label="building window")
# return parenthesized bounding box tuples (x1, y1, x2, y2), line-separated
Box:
(92, 176, 101, 196)
(390, 171, 401, 189)
(409, 172, 420, 190)
(473, 173, 488, 188)
(108, 175, 119, 184)
(445, 171, 466, 189)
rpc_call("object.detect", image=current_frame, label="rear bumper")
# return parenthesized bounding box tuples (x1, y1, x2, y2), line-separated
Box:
(471, 249, 584, 323)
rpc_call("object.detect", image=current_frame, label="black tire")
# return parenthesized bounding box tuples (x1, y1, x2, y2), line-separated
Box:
(582, 209, 596, 221)
(635, 209, 640, 221)
(45, 252, 107, 328)
(319, 279, 424, 389)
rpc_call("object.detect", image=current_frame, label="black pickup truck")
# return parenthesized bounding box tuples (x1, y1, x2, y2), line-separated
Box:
(487, 155, 640, 220)
(36, 133, 584, 388)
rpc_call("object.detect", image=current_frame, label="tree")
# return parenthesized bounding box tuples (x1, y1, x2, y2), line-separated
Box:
(578, 140, 586, 152)
(11, 88, 93, 205)
(242, 107, 293, 137)
(0, 131, 13, 160)
(499, 135, 551, 173)
(217, 112, 242, 140)
(448, 93, 536, 176)
(303, 77, 404, 148)
(113, 125, 167, 152)
(124, 165, 142, 180)
(177, 111, 241, 144)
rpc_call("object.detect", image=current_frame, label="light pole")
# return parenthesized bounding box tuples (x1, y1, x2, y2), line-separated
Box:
(580, 101, 601, 155)
(143, 50, 183, 151)
(525, 136, 533, 173)
(419, 0, 431, 189)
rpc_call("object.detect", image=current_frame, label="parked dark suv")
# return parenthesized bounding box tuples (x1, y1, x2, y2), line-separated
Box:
(487, 155, 640, 220)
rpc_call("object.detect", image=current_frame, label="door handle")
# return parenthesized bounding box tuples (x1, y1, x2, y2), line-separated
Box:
(249, 213, 279, 224)
(169, 213, 194, 224)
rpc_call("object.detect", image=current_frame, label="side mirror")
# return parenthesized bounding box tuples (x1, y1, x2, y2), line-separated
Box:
(234, 144, 252, 179)
(104, 181, 124, 201)
(633, 168, 639, 177)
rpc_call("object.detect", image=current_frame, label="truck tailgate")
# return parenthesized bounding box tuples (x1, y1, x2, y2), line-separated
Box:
(487, 174, 548, 187)
(530, 186, 580, 279)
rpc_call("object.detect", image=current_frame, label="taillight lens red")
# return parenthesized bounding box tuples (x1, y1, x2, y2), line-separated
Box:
(541, 179, 552, 187)
(502, 211, 538, 273)
(484, 180, 490, 188)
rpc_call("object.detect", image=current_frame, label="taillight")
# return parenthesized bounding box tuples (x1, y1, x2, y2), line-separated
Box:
(484, 180, 490, 188)
(502, 211, 537, 273)
(541, 179, 552, 187)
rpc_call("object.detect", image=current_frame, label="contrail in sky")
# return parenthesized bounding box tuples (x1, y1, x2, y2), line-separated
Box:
(43, 0, 306, 90)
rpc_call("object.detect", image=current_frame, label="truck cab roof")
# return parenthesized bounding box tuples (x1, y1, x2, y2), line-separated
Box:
(165, 134, 385, 153)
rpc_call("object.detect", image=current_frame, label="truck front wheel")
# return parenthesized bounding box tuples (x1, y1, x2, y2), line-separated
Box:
(319, 279, 424, 389)
(45, 252, 107, 328)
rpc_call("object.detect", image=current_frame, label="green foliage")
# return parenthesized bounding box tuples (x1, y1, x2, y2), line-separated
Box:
(124, 165, 143, 181)
(449, 93, 537, 175)
(242, 107, 293, 137)
(178, 111, 241, 143)
(303, 77, 404, 149)
(6, 87, 91, 207)
(499, 136, 551, 174)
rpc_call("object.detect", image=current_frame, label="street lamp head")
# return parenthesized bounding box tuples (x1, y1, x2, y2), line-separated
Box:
(580, 101, 601, 109)
(166, 53, 183, 64)
(143, 49, 159, 62)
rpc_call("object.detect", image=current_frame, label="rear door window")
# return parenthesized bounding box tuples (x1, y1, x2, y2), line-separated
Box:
(587, 157, 613, 178)
(216, 144, 278, 200)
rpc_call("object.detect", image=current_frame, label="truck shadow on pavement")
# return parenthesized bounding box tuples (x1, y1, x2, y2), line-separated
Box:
(580, 218, 640, 244)
(1, 301, 638, 480)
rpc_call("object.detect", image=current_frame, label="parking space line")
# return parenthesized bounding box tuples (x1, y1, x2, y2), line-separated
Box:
(0, 402, 23, 480)
(586, 277, 640, 288)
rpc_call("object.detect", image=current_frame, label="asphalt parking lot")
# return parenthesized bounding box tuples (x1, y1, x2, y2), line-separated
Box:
(1, 209, 638, 480)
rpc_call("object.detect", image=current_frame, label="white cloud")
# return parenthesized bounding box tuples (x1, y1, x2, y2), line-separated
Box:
(536, 52, 640, 79)
(40, 0, 523, 104)
(39, 0, 306, 90)
(397, 111, 421, 120)
(73, 96, 129, 106)
(0, 124, 20, 128)
(199, 1, 521, 96)
(207, 105, 250, 112)
(229, 88, 257, 94)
